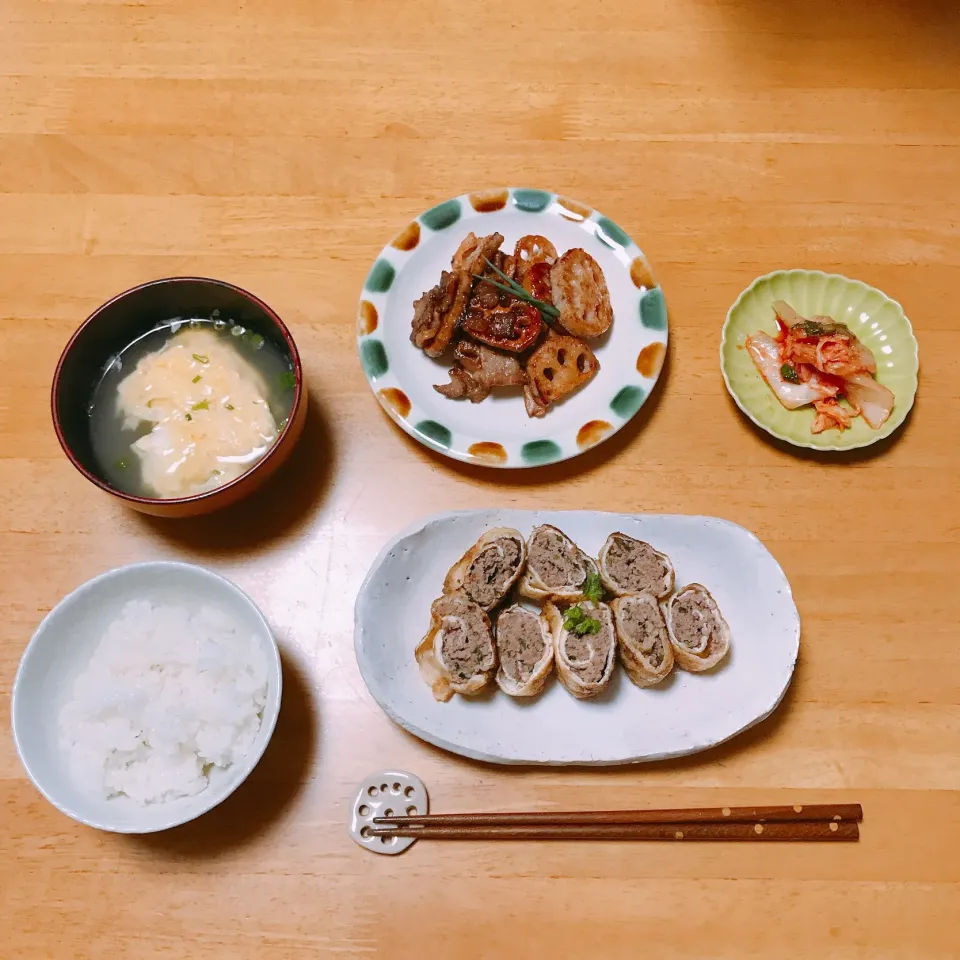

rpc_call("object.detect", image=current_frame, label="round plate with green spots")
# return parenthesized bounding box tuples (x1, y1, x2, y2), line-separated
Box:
(356, 188, 667, 468)
(721, 270, 919, 451)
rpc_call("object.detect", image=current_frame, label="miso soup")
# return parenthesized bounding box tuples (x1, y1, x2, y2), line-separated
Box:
(89, 317, 295, 499)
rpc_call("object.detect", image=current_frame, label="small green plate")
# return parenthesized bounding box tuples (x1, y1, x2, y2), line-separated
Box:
(721, 270, 919, 451)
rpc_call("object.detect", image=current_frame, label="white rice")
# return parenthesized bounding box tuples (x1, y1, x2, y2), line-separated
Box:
(59, 599, 269, 806)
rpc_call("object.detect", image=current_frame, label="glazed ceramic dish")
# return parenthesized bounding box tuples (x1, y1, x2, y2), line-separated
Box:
(356, 188, 667, 467)
(721, 270, 919, 450)
(52, 277, 307, 517)
(11, 562, 282, 833)
(354, 510, 800, 766)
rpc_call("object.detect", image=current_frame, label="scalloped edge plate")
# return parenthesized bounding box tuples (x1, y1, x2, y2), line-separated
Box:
(721, 270, 919, 450)
(356, 188, 667, 468)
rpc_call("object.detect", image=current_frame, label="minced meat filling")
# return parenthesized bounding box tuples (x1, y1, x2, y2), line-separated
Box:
(528, 526, 586, 589)
(464, 538, 522, 607)
(671, 593, 715, 654)
(619, 599, 666, 667)
(563, 603, 611, 683)
(496, 608, 545, 682)
(605, 535, 667, 593)
(436, 596, 495, 682)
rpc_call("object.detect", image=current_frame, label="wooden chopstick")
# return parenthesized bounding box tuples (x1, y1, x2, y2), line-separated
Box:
(374, 803, 862, 828)
(371, 821, 859, 842)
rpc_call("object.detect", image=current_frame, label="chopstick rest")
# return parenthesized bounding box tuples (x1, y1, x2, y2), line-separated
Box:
(348, 770, 429, 856)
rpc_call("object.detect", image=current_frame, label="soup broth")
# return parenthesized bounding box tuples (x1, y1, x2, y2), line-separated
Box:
(90, 317, 295, 499)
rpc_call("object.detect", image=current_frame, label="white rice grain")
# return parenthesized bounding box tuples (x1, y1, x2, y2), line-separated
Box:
(59, 599, 269, 805)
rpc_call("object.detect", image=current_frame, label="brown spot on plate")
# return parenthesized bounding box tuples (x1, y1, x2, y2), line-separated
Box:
(557, 196, 592, 221)
(576, 420, 612, 449)
(391, 221, 421, 251)
(358, 301, 378, 335)
(636, 342, 666, 378)
(630, 257, 657, 290)
(469, 189, 508, 213)
(378, 387, 411, 419)
(468, 441, 507, 463)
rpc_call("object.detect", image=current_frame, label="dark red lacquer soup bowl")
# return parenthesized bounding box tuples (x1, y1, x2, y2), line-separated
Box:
(51, 277, 307, 518)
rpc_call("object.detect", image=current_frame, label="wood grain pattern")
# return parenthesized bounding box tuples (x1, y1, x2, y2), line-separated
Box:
(2, 0, 959, 957)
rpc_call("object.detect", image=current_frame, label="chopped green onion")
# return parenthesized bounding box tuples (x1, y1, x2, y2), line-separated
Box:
(583, 572, 604, 603)
(249, 333, 264, 348)
(278, 371, 297, 390)
(191, 374, 202, 383)
(185, 413, 193, 421)
(563, 605, 602, 636)
(192, 353, 209, 364)
(191, 400, 209, 411)
(780, 363, 801, 384)
(225, 403, 235, 411)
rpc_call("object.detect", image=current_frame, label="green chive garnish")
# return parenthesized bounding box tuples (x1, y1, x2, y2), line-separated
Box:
(192, 353, 209, 364)
(278, 371, 296, 390)
(192, 374, 202, 383)
(472, 275, 559, 324)
(474, 257, 560, 320)
(191, 400, 209, 411)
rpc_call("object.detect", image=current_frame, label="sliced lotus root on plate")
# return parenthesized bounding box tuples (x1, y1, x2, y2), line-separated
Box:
(550, 248, 613, 338)
(525, 334, 599, 411)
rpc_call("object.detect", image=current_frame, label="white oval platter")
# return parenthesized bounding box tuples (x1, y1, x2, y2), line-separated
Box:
(354, 510, 800, 766)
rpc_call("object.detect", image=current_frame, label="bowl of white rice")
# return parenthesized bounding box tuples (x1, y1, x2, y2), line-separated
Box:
(11, 561, 282, 833)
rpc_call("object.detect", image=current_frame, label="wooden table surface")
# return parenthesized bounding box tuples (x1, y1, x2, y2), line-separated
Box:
(3, 1, 959, 956)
